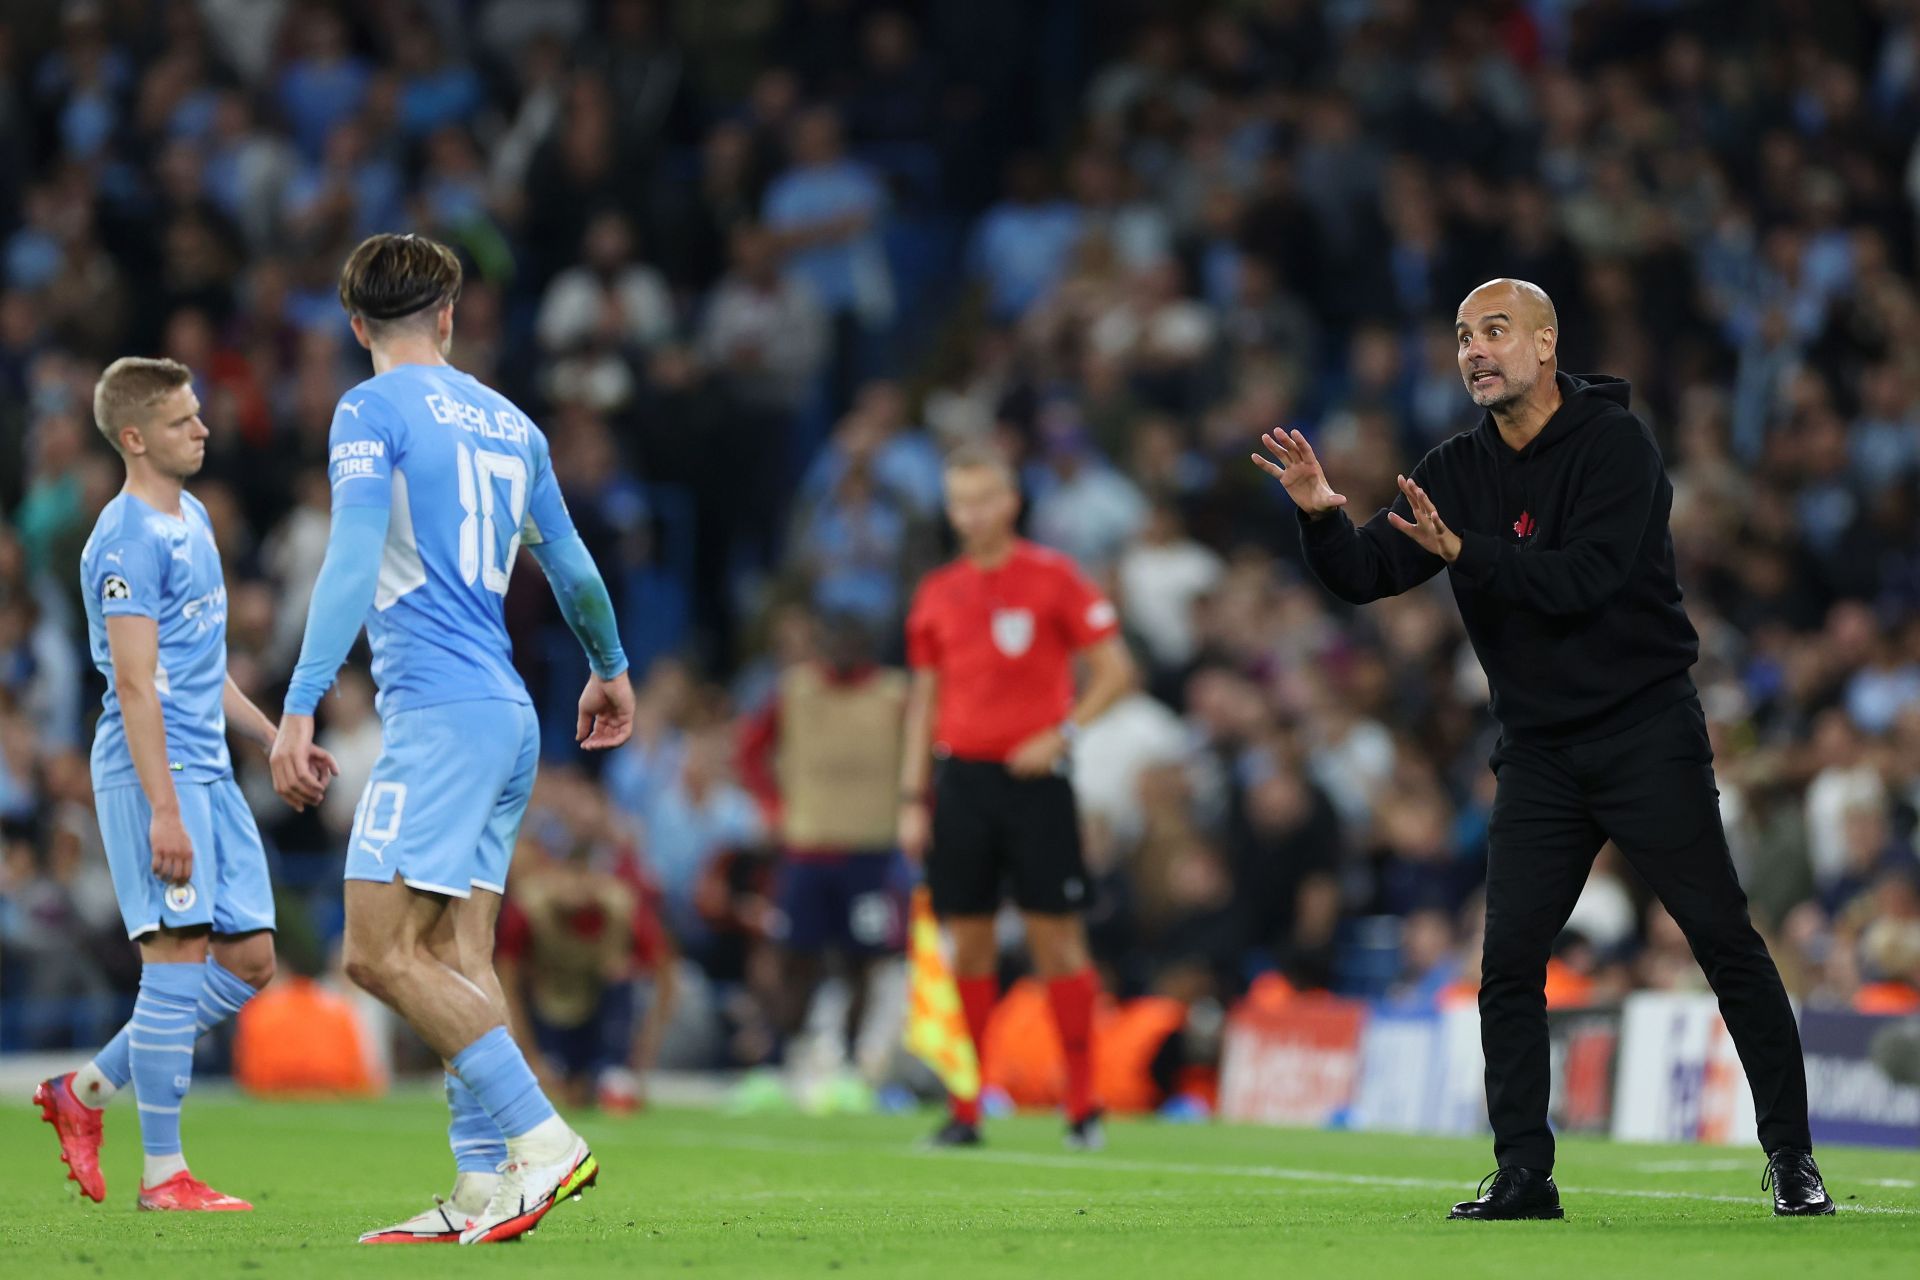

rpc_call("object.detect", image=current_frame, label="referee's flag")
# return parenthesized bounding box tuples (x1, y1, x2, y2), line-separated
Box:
(904, 887, 980, 1101)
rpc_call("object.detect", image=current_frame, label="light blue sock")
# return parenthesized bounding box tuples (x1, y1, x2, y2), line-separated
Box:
(92, 956, 260, 1090)
(447, 1071, 508, 1173)
(91, 1024, 134, 1090)
(193, 956, 259, 1032)
(449, 1027, 557, 1140)
(130, 963, 204, 1156)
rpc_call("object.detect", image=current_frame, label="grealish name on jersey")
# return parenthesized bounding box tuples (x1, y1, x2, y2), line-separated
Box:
(423, 392, 531, 445)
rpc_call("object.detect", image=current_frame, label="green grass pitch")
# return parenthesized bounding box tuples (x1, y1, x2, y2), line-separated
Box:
(3, 1095, 1915, 1278)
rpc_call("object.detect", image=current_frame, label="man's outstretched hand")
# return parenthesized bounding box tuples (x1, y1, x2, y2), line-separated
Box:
(1387, 474, 1462, 562)
(1252, 429, 1348, 519)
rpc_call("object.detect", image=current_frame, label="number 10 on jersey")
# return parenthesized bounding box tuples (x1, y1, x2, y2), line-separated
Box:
(457, 442, 527, 595)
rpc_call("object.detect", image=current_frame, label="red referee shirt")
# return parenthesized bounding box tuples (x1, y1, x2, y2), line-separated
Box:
(905, 539, 1119, 763)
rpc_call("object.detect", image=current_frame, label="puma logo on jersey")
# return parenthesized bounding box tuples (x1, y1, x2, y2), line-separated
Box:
(338, 399, 364, 418)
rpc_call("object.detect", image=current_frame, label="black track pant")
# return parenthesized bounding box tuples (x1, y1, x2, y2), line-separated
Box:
(1480, 697, 1811, 1170)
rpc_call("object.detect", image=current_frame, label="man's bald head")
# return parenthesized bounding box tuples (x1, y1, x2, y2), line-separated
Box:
(1455, 278, 1559, 410)
(1463, 278, 1557, 332)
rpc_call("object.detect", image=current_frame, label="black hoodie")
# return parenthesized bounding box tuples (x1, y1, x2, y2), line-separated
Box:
(1298, 371, 1699, 744)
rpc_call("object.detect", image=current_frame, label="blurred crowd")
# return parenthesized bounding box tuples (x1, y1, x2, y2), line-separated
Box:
(5, 0, 1920, 1087)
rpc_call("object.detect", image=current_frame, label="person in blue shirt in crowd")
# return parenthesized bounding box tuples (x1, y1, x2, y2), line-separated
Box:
(763, 106, 892, 414)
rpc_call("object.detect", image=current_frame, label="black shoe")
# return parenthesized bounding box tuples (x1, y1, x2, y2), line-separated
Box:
(1448, 1168, 1564, 1220)
(1065, 1109, 1105, 1152)
(1764, 1148, 1836, 1216)
(924, 1118, 982, 1148)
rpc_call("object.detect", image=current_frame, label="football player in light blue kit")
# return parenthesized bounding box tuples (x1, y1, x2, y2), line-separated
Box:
(34, 357, 337, 1212)
(271, 234, 633, 1246)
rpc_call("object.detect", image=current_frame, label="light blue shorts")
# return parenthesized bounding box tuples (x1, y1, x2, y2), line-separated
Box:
(95, 776, 275, 940)
(344, 699, 540, 898)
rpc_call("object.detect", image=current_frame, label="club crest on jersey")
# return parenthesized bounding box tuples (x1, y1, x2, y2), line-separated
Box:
(102, 574, 130, 601)
(165, 883, 197, 912)
(991, 608, 1034, 657)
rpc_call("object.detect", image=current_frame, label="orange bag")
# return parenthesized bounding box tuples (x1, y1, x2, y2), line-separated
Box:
(233, 977, 383, 1096)
(979, 979, 1188, 1114)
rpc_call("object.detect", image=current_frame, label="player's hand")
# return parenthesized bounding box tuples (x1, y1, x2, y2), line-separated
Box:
(577, 671, 635, 750)
(149, 808, 195, 886)
(269, 713, 325, 812)
(305, 744, 341, 797)
(898, 799, 930, 865)
(1007, 727, 1067, 778)
(1388, 474, 1462, 562)
(1252, 429, 1348, 518)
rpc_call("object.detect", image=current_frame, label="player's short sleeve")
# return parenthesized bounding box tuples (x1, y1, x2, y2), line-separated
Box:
(1057, 560, 1119, 651)
(904, 581, 941, 671)
(519, 427, 578, 547)
(327, 390, 402, 513)
(89, 533, 164, 621)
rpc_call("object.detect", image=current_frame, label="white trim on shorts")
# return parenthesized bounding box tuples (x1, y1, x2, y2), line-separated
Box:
(402, 876, 473, 899)
(471, 879, 505, 895)
(125, 920, 160, 940)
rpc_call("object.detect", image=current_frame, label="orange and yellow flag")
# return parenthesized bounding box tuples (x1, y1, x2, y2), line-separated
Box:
(903, 886, 980, 1101)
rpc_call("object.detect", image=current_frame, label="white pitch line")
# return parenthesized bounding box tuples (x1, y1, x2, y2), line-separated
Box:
(649, 1126, 1920, 1216)
(1630, 1159, 1747, 1174)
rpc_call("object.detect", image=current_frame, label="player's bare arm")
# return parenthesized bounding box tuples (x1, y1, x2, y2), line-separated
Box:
(897, 669, 937, 861)
(224, 676, 336, 808)
(1006, 635, 1134, 779)
(105, 614, 193, 886)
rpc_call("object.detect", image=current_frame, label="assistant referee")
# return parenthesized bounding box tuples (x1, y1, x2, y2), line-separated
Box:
(900, 444, 1133, 1150)
(1255, 279, 1833, 1220)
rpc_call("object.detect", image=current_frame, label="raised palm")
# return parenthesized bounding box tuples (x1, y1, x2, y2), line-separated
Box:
(1252, 429, 1348, 516)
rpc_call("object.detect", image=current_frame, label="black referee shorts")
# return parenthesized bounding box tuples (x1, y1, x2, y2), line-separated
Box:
(928, 757, 1089, 918)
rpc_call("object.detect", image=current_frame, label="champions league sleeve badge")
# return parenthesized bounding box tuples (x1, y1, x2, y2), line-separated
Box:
(103, 574, 131, 601)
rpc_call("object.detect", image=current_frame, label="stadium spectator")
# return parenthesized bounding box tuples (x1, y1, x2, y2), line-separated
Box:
(968, 154, 1085, 325)
(536, 210, 675, 363)
(697, 222, 827, 415)
(762, 105, 891, 408)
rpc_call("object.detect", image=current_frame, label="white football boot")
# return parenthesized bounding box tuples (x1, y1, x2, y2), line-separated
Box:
(459, 1136, 598, 1244)
(359, 1194, 468, 1244)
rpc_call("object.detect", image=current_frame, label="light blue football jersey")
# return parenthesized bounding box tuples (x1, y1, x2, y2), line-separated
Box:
(80, 490, 232, 789)
(325, 364, 577, 715)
